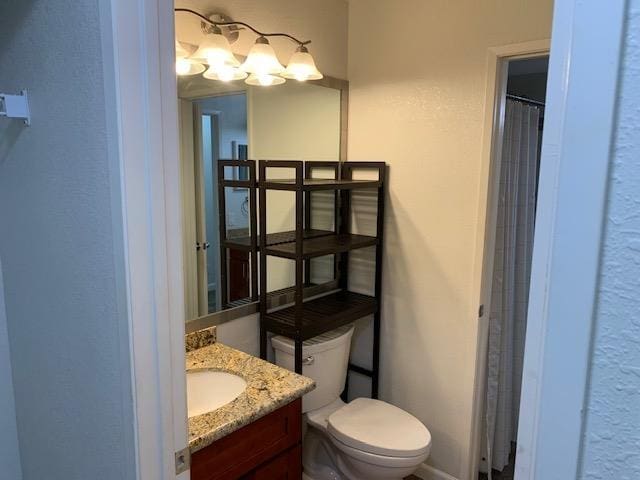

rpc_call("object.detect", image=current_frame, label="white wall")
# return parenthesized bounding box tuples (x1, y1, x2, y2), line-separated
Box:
(578, 1, 640, 477)
(0, 262, 21, 479)
(175, 0, 348, 79)
(346, 1, 553, 478)
(0, 1, 136, 478)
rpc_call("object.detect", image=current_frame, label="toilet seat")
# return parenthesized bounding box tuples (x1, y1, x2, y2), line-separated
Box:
(306, 397, 345, 430)
(327, 398, 431, 458)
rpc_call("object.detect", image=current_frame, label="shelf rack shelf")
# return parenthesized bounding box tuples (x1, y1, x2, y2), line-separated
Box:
(222, 229, 333, 251)
(260, 178, 382, 191)
(263, 291, 377, 340)
(264, 233, 378, 259)
(258, 160, 386, 399)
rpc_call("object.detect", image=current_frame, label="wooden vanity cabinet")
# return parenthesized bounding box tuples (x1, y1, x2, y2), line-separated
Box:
(191, 398, 302, 480)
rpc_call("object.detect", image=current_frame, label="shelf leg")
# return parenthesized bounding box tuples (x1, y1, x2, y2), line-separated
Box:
(341, 372, 350, 402)
(372, 311, 381, 399)
(372, 166, 386, 400)
(260, 324, 267, 360)
(294, 339, 303, 374)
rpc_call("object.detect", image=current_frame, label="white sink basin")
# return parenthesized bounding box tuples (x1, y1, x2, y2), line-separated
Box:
(186, 370, 247, 418)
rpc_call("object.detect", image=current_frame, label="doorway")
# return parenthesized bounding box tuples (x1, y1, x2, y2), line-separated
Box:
(478, 56, 549, 480)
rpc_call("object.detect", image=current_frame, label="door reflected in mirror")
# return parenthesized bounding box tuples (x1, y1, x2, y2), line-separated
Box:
(179, 79, 344, 322)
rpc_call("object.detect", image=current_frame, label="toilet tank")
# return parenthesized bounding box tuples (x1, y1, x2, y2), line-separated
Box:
(271, 324, 354, 413)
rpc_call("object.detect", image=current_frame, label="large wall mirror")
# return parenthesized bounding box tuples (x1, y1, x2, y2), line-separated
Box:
(178, 74, 348, 328)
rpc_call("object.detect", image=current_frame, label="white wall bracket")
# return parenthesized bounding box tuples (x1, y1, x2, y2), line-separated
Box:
(0, 90, 31, 126)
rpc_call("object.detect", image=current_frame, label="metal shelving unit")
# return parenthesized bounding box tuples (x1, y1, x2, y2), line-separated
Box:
(258, 160, 386, 399)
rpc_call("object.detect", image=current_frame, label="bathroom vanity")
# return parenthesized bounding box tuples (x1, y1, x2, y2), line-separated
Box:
(186, 336, 314, 480)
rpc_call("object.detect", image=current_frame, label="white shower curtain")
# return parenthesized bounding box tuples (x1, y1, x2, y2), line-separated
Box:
(485, 100, 540, 473)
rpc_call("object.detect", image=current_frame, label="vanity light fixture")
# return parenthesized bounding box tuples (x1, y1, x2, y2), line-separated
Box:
(174, 8, 323, 86)
(175, 41, 205, 76)
(240, 37, 285, 76)
(190, 26, 240, 70)
(281, 45, 323, 81)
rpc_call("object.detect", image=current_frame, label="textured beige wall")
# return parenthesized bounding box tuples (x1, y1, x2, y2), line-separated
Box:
(347, 1, 553, 477)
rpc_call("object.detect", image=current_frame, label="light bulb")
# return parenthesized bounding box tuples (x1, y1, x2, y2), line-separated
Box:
(240, 37, 285, 76)
(206, 51, 229, 70)
(176, 58, 191, 75)
(217, 65, 235, 82)
(259, 74, 274, 86)
(174, 40, 205, 76)
(245, 73, 285, 86)
(281, 45, 323, 81)
(203, 65, 248, 82)
(175, 58, 205, 76)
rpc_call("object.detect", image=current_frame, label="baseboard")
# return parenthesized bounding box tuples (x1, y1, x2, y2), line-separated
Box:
(414, 462, 460, 480)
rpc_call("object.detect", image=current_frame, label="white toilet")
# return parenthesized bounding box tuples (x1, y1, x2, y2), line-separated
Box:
(272, 324, 431, 480)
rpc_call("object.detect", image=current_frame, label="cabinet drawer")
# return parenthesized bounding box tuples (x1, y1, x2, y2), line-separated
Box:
(244, 445, 301, 480)
(191, 398, 302, 480)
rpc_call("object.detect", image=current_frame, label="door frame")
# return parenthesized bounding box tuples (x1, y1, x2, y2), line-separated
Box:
(467, 0, 627, 479)
(199, 111, 222, 313)
(514, 1, 626, 478)
(105, 0, 189, 478)
(466, 38, 550, 480)
(193, 104, 209, 316)
(180, 99, 199, 320)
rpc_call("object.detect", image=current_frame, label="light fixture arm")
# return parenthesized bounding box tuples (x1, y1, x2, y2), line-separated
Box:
(174, 8, 311, 46)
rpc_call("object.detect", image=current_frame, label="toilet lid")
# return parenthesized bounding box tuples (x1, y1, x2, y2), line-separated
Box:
(327, 398, 431, 458)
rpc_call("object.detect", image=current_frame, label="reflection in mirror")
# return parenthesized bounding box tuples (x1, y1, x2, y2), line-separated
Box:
(178, 79, 344, 322)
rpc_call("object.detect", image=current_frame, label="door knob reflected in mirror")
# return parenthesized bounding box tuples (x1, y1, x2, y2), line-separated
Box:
(195, 242, 211, 251)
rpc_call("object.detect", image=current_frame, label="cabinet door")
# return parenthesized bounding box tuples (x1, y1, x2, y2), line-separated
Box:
(191, 399, 301, 480)
(247, 445, 302, 480)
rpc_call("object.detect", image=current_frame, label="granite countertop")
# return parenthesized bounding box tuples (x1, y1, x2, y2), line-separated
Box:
(186, 342, 315, 454)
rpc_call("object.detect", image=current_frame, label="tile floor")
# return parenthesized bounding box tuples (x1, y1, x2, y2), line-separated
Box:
(404, 447, 516, 480)
(478, 447, 516, 480)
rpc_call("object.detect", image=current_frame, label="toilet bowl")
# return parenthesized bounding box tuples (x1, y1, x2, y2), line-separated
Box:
(272, 325, 431, 480)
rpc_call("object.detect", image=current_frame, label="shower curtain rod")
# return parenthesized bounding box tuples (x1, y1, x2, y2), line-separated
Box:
(506, 94, 545, 107)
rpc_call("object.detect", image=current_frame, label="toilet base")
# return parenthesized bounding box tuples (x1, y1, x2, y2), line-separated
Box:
(302, 424, 424, 480)
(302, 426, 346, 480)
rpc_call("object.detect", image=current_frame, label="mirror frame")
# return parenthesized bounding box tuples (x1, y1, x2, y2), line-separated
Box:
(181, 75, 349, 333)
